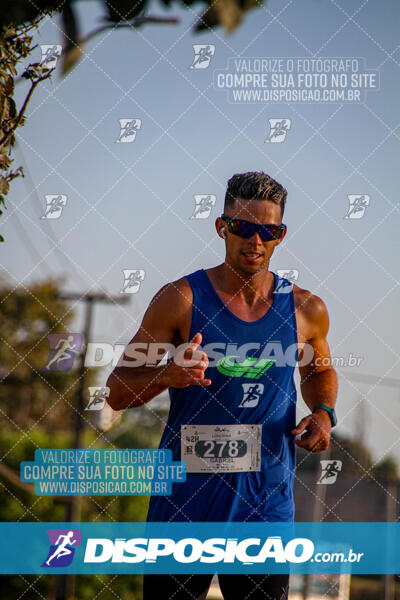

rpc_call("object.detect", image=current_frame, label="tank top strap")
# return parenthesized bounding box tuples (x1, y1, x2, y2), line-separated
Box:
(185, 268, 222, 308)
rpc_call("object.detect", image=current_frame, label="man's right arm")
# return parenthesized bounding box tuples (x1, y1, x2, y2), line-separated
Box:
(106, 280, 210, 411)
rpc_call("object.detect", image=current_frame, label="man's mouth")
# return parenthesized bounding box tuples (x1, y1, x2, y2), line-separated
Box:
(242, 251, 263, 261)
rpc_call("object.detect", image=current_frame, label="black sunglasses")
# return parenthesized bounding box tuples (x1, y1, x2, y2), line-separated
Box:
(221, 214, 287, 241)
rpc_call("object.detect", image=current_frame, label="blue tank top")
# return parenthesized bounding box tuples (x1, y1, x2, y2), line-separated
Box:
(146, 268, 298, 522)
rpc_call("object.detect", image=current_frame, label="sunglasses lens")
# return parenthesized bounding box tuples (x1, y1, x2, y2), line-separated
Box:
(239, 222, 257, 238)
(260, 225, 281, 241)
(224, 218, 285, 241)
(227, 220, 253, 238)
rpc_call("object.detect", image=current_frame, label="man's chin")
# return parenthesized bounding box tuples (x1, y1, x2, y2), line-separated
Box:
(236, 257, 268, 275)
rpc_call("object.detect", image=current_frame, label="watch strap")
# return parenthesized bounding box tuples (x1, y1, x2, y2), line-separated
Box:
(312, 404, 337, 427)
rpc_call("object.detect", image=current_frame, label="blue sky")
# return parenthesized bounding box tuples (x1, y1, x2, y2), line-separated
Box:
(2, 0, 400, 462)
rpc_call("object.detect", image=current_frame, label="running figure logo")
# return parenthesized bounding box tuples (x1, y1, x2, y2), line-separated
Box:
(41, 194, 67, 219)
(238, 383, 265, 408)
(43, 334, 82, 372)
(116, 119, 142, 143)
(190, 195, 216, 219)
(40, 45, 62, 69)
(189, 45, 215, 69)
(86, 386, 110, 411)
(317, 460, 342, 485)
(265, 119, 291, 143)
(120, 269, 145, 294)
(276, 269, 298, 294)
(344, 195, 370, 219)
(42, 529, 82, 567)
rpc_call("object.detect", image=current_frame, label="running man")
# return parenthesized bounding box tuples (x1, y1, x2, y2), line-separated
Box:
(45, 531, 77, 566)
(106, 171, 338, 600)
(45, 334, 78, 370)
(318, 460, 342, 484)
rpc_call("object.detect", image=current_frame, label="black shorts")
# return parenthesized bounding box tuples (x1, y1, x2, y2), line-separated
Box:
(143, 573, 290, 600)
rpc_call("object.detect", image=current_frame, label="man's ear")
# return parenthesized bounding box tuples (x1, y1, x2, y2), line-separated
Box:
(215, 217, 226, 239)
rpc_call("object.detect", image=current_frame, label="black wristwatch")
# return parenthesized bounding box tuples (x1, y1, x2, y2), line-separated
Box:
(312, 404, 337, 427)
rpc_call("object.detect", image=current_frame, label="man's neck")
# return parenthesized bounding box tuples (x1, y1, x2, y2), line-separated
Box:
(208, 262, 274, 307)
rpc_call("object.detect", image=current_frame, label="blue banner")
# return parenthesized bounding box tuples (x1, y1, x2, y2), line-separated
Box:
(0, 522, 399, 574)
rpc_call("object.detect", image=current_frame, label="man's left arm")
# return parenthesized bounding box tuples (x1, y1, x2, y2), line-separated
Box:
(291, 294, 338, 453)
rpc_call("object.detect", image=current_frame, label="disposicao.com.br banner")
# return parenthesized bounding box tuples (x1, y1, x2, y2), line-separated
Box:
(1, 522, 399, 575)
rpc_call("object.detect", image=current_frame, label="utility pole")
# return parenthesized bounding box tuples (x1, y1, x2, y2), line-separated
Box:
(56, 291, 129, 600)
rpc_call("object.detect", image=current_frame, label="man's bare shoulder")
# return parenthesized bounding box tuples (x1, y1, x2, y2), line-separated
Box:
(136, 276, 194, 344)
(149, 276, 193, 312)
(292, 283, 329, 339)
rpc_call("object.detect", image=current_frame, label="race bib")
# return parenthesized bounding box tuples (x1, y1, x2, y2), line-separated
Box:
(181, 424, 262, 473)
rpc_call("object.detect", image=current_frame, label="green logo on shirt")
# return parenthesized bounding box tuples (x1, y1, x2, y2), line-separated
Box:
(216, 355, 275, 379)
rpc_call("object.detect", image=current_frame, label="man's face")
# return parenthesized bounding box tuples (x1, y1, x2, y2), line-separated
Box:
(216, 198, 286, 276)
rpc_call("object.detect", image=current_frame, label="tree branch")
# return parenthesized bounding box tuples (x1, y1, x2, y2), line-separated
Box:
(83, 15, 179, 43)
(0, 68, 54, 148)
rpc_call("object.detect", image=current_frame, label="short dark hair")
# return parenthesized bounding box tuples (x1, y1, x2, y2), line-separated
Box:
(224, 171, 287, 218)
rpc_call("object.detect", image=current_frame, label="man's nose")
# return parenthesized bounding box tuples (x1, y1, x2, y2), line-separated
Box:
(247, 231, 263, 245)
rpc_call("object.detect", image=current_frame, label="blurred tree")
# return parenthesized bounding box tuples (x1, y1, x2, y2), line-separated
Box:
(0, 0, 264, 34)
(0, 275, 98, 431)
(0, 17, 55, 241)
(372, 456, 399, 484)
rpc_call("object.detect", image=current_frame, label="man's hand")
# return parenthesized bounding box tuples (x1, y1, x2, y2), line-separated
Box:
(291, 409, 331, 453)
(164, 332, 211, 388)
